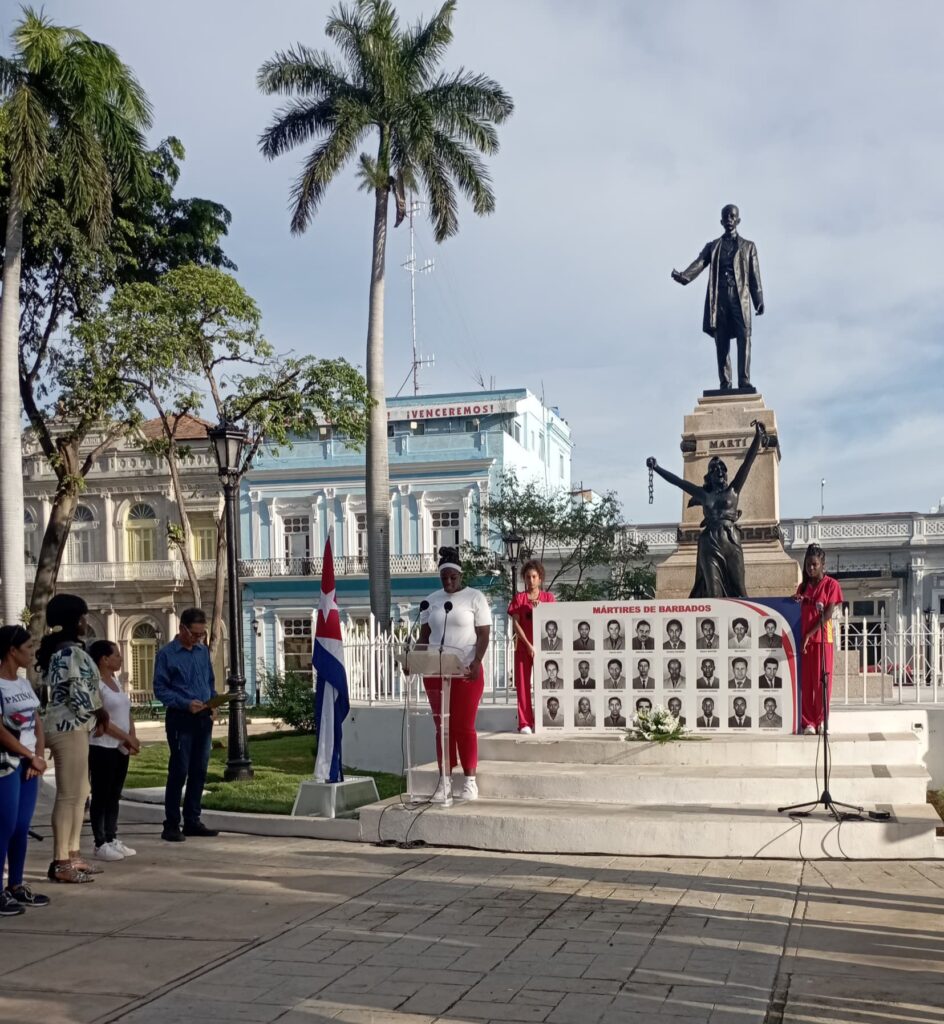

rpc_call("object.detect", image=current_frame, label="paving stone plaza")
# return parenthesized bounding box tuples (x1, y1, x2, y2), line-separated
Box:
(3, 793, 943, 1024)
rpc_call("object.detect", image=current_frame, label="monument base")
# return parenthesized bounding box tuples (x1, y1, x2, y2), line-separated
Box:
(291, 776, 379, 818)
(656, 539, 801, 599)
(655, 390, 801, 599)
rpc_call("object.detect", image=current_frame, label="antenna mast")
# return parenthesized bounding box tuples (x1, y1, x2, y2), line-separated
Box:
(399, 195, 435, 396)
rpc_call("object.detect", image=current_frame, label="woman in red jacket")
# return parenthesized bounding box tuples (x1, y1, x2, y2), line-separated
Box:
(795, 543, 844, 734)
(507, 560, 555, 734)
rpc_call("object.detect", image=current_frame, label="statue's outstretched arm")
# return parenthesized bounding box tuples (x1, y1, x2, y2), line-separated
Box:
(731, 421, 767, 493)
(647, 457, 703, 500)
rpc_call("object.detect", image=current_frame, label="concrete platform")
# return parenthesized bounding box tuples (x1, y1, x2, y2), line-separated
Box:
(360, 796, 944, 859)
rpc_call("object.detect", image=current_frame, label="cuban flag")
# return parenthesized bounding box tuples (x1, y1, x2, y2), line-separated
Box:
(313, 538, 350, 783)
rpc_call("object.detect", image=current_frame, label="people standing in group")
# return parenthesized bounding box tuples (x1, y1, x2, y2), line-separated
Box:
(0, 627, 50, 914)
(419, 547, 492, 801)
(153, 608, 219, 842)
(88, 642, 141, 862)
(794, 543, 843, 735)
(507, 560, 555, 734)
(37, 594, 109, 884)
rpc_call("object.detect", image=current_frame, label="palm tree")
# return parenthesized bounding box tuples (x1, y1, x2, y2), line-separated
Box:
(0, 7, 151, 623)
(258, 0, 513, 626)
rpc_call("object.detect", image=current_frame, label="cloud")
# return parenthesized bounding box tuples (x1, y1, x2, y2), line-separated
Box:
(16, 0, 944, 524)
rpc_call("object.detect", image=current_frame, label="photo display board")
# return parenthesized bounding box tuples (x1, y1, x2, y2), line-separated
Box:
(533, 598, 801, 735)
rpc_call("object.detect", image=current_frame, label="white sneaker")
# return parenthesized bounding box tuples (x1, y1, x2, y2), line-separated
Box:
(457, 777, 479, 801)
(519, 726, 533, 735)
(94, 842, 125, 862)
(112, 839, 136, 857)
(803, 725, 816, 735)
(430, 776, 452, 803)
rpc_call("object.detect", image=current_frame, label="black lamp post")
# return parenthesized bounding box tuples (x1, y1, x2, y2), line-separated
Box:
(503, 530, 523, 594)
(208, 419, 253, 782)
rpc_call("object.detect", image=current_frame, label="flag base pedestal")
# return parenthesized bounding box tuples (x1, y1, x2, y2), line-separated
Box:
(291, 777, 379, 819)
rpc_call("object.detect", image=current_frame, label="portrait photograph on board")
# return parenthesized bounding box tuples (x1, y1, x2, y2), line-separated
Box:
(603, 696, 626, 727)
(666, 695, 687, 726)
(543, 696, 564, 727)
(602, 618, 626, 650)
(631, 619, 655, 650)
(696, 696, 720, 728)
(663, 618, 686, 650)
(696, 617, 721, 650)
(729, 617, 752, 649)
(759, 657, 784, 688)
(604, 658, 626, 689)
(632, 657, 656, 689)
(758, 617, 784, 649)
(759, 696, 783, 728)
(573, 620, 595, 650)
(696, 657, 721, 688)
(574, 695, 596, 727)
(728, 656, 752, 689)
(663, 657, 686, 689)
(540, 619, 563, 651)
(728, 694, 752, 728)
(573, 659, 596, 688)
(541, 659, 563, 688)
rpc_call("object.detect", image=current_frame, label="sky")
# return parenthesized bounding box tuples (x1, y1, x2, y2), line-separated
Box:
(6, 0, 944, 525)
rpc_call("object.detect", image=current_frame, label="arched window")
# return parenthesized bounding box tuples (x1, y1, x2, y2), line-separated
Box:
(126, 503, 157, 562)
(130, 622, 158, 692)
(67, 504, 96, 564)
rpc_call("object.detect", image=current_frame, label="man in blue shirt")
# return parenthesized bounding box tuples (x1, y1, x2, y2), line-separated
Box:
(153, 608, 219, 841)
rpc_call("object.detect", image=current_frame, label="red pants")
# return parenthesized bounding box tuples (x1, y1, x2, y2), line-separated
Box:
(801, 641, 834, 730)
(513, 652, 534, 730)
(423, 666, 485, 776)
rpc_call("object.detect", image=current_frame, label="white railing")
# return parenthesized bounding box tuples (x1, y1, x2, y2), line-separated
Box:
(834, 610, 943, 704)
(340, 619, 515, 705)
(23, 559, 217, 584)
(239, 553, 441, 578)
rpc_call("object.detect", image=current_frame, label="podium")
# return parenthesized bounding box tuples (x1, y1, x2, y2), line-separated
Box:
(397, 644, 465, 808)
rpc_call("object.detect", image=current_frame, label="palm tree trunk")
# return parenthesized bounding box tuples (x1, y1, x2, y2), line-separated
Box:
(0, 186, 27, 624)
(366, 184, 391, 627)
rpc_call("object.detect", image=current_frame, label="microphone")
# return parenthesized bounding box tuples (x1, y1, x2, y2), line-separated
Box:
(439, 600, 453, 654)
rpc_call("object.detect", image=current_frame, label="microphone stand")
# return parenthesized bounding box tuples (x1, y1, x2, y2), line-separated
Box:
(402, 600, 428, 804)
(779, 602, 862, 822)
(437, 602, 454, 804)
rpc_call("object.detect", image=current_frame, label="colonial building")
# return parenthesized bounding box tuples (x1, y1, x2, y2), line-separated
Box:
(23, 416, 227, 693)
(239, 388, 572, 688)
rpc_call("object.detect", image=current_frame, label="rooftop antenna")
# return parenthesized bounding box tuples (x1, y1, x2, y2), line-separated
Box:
(396, 194, 435, 396)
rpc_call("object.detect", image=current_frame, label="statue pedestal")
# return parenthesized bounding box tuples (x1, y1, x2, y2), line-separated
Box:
(655, 392, 800, 598)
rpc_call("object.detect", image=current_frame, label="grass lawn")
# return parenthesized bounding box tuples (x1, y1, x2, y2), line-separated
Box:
(124, 731, 404, 814)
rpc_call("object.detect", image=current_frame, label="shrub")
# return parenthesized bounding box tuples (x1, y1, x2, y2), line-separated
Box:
(259, 669, 316, 732)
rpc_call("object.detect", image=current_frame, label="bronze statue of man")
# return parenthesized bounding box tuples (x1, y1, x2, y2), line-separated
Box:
(671, 205, 764, 391)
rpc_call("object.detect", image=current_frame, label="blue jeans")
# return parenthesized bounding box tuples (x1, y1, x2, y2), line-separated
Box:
(0, 761, 40, 888)
(164, 709, 212, 828)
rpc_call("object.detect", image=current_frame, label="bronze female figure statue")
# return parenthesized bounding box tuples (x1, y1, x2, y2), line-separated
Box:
(646, 421, 768, 599)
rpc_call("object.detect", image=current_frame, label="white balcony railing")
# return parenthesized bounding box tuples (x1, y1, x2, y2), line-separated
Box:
(23, 559, 218, 584)
(238, 553, 440, 579)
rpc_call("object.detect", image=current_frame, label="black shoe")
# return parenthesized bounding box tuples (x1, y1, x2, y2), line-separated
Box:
(7, 884, 50, 908)
(0, 891, 25, 916)
(182, 821, 219, 837)
(161, 825, 186, 843)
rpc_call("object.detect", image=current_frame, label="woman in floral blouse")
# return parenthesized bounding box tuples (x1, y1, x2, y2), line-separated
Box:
(38, 594, 109, 883)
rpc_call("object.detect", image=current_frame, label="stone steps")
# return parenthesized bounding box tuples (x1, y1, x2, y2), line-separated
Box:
(407, 759, 930, 807)
(359, 797, 944, 860)
(477, 731, 922, 768)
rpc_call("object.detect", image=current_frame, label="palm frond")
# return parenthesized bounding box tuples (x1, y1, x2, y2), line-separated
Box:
(0, 55, 25, 96)
(424, 70, 514, 126)
(259, 98, 336, 159)
(256, 45, 353, 100)
(415, 146, 458, 242)
(431, 131, 494, 217)
(288, 119, 369, 234)
(4, 82, 50, 207)
(402, 0, 455, 87)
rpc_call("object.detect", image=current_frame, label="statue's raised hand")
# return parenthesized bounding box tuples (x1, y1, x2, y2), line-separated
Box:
(646, 457, 657, 470)
(670, 270, 687, 285)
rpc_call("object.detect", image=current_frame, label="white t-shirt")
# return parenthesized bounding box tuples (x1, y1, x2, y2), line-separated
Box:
(421, 587, 492, 669)
(89, 677, 132, 751)
(0, 675, 41, 755)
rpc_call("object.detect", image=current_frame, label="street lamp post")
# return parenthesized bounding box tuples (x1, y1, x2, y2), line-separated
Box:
(503, 530, 523, 594)
(208, 420, 253, 782)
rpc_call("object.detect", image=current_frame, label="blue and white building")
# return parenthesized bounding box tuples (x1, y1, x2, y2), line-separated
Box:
(239, 388, 572, 694)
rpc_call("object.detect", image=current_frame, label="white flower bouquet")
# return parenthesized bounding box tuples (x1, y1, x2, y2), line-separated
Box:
(629, 703, 686, 743)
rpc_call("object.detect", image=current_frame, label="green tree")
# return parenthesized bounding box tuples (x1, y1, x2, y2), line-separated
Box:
(8, 139, 234, 634)
(257, 0, 513, 626)
(0, 7, 152, 622)
(96, 263, 371, 654)
(467, 472, 655, 602)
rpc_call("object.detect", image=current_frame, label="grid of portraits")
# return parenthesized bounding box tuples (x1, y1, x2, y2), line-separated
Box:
(535, 605, 796, 734)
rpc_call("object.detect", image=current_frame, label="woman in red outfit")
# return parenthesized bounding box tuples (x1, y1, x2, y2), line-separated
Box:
(507, 560, 555, 734)
(794, 543, 844, 734)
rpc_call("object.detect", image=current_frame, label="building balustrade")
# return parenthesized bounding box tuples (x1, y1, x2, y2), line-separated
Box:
(238, 553, 441, 579)
(23, 559, 218, 584)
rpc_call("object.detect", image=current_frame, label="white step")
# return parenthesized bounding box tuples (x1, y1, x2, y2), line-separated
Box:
(359, 797, 944, 860)
(408, 760, 930, 807)
(477, 731, 923, 768)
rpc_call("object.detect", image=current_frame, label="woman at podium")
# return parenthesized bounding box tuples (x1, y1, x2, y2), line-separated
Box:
(506, 559, 555, 734)
(418, 547, 492, 801)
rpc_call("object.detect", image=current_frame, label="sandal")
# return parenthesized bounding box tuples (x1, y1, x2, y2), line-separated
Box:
(47, 861, 94, 884)
(70, 853, 103, 875)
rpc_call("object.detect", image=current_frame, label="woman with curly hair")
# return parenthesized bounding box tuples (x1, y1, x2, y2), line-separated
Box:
(507, 560, 555, 733)
(37, 594, 109, 883)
